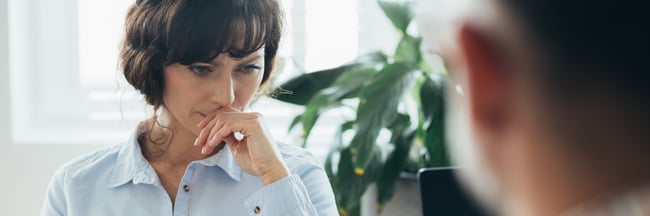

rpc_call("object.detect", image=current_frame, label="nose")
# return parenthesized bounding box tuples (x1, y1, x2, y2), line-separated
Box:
(209, 74, 235, 107)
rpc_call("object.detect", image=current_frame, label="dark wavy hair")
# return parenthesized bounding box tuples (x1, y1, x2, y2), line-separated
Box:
(120, 0, 283, 110)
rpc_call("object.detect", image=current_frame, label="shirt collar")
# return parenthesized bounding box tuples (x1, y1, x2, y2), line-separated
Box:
(106, 122, 243, 188)
(197, 144, 242, 181)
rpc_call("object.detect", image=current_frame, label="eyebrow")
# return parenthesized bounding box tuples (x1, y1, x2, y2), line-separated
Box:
(204, 54, 264, 67)
(240, 53, 264, 61)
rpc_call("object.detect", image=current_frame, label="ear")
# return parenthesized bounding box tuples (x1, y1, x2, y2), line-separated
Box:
(458, 23, 509, 131)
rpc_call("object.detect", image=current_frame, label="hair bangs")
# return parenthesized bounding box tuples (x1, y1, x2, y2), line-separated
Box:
(164, 0, 281, 65)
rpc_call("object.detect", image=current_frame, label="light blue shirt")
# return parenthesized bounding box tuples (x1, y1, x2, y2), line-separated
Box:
(40, 125, 338, 216)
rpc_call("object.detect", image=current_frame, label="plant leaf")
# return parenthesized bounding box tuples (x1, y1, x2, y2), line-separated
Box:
(420, 75, 450, 167)
(424, 107, 449, 167)
(330, 67, 380, 100)
(377, 0, 414, 33)
(376, 114, 415, 208)
(332, 67, 378, 86)
(350, 63, 418, 173)
(273, 52, 388, 105)
(387, 113, 411, 135)
(288, 114, 302, 133)
(332, 146, 382, 213)
(376, 131, 416, 209)
(420, 76, 443, 125)
(394, 34, 421, 65)
(299, 67, 379, 147)
(300, 94, 331, 147)
(351, 51, 389, 66)
(325, 120, 356, 179)
(274, 65, 354, 105)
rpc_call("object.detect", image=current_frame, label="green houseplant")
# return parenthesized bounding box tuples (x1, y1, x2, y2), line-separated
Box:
(271, 0, 448, 215)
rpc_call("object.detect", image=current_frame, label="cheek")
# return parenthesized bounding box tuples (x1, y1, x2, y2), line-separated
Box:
(163, 73, 182, 102)
(255, 69, 265, 85)
(163, 69, 199, 110)
(233, 74, 263, 106)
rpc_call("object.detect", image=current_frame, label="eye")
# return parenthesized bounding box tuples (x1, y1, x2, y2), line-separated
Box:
(187, 65, 212, 76)
(240, 64, 262, 74)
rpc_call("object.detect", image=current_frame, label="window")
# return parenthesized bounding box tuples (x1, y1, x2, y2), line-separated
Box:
(9, 0, 143, 145)
(8, 0, 397, 160)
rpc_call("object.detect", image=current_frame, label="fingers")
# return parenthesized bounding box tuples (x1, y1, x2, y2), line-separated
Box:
(222, 135, 239, 146)
(194, 108, 265, 155)
(203, 134, 237, 155)
(194, 107, 237, 147)
(202, 120, 250, 155)
(194, 116, 218, 147)
(197, 112, 217, 128)
(205, 119, 226, 146)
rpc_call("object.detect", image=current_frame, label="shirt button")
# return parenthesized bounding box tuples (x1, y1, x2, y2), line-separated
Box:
(254, 206, 261, 214)
(183, 185, 190, 192)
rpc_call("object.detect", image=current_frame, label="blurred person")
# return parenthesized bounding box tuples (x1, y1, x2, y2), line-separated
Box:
(418, 0, 650, 215)
(40, 0, 337, 215)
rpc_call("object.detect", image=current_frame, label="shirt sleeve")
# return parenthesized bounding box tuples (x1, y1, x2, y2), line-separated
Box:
(244, 167, 339, 216)
(40, 167, 67, 216)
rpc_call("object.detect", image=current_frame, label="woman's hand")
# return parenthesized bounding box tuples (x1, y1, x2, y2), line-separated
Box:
(194, 106, 289, 186)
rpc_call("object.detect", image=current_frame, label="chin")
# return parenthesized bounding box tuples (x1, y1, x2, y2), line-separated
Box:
(447, 95, 503, 214)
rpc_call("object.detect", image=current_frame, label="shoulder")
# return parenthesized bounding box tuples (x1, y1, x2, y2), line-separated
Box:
(52, 144, 122, 184)
(276, 142, 322, 175)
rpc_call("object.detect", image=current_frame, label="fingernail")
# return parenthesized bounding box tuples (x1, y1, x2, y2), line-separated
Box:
(201, 148, 207, 155)
(193, 139, 198, 146)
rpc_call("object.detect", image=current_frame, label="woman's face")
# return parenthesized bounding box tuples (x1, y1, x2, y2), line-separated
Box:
(161, 49, 265, 136)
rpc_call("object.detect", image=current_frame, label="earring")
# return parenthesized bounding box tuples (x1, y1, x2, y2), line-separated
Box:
(156, 107, 171, 127)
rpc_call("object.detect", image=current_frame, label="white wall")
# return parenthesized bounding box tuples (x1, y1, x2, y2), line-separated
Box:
(0, 0, 103, 214)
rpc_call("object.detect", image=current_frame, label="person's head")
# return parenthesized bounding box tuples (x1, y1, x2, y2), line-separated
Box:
(419, 0, 649, 215)
(120, 0, 282, 137)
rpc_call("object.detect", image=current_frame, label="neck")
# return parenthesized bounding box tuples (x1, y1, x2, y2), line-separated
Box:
(503, 139, 650, 216)
(140, 117, 221, 166)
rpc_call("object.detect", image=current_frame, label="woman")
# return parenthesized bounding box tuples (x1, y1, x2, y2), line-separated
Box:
(40, 0, 338, 215)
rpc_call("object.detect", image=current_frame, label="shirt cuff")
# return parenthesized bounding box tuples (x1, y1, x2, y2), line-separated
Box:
(244, 174, 317, 216)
